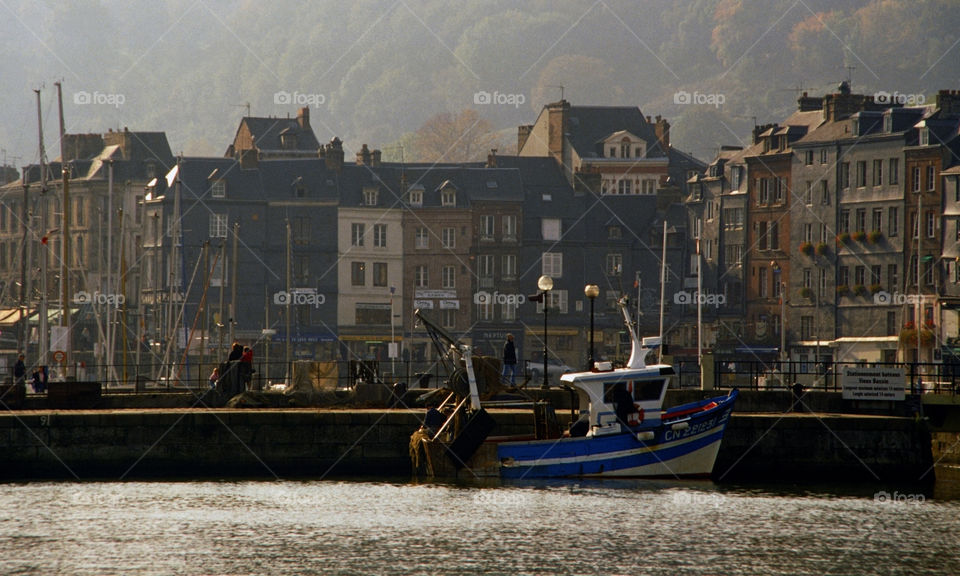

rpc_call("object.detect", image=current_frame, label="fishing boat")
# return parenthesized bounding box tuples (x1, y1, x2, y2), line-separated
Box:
(409, 297, 737, 480)
(496, 299, 737, 479)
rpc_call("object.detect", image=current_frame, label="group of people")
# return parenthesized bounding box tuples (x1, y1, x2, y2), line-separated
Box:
(13, 354, 49, 394)
(209, 342, 255, 390)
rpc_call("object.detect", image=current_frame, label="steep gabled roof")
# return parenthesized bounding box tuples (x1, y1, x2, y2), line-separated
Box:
(565, 106, 666, 159)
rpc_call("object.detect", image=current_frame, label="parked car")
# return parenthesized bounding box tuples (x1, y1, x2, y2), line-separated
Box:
(527, 357, 573, 386)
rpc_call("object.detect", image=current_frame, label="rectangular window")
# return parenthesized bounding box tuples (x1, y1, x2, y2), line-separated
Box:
(805, 150, 814, 165)
(855, 266, 865, 287)
(441, 265, 456, 289)
(351, 262, 366, 286)
(820, 149, 828, 164)
(840, 162, 850, 189)
(441, 308, 456, 330)
(872, 208, 883, 233)
(839, 266, 849, 287)
(211, 180, 226, 198)
(840, 210, 850, 234)
(617, 179, 633, 195)
(209, 214, 227, 238)
(803, 223, 813, 243)
(351, 223, 365, 247)
(293, 216, 310, 245)
(415, 265, 428, 288)
(801, 316, 813, 341)
(805, 181, 813, 205)
(294, 255, 309, 283)
(926, 211, 936, 238)
(927, 165, 936, 191)
(364, 188, 378, 206)
(889, 158, 899, 185)
(759, 178, 769, 204)
(912, 211, 918, 239)
(820, 181, 830, 205)
(441, 190, 456, 206)
(855, 209, 866, 233)
(888, 264, 898, 291)
(542, 252, 563, 277)
(758, 221, 768, 251)
(478, 255, 494, 286)
(373, 224, 387, 248)
(889, 207, 899, 237)
(409, 189, 423, 207)
(775, 177, 785, 203)
(480, 215, 495, 240)
(759, 267, 768, 298)
(542, 218, 561, 241)
(501, 302, 516, 321)
(502, 254, 517, 280)
(770, 221, 779, 250)
(871, 265, 881, 286)
(856, 160, 867, 187)
(441, 227, 455, 248)
(912, 166, 921, 192)
(873, 159, 883, 186)
(606, 253, 622, 276)
(373, 262, 388, 287)
(502, 215, 517, 241)
(415, 227, 429, 249)
(803, 268, 812, 289)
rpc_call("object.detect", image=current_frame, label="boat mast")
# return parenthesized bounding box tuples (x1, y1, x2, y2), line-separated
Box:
(658, 220, 667, 363)
(55, 81, 71, 377)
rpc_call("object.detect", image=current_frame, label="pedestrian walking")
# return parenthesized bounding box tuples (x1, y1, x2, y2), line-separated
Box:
(13, 354, 26, 389)
(501, 334, 517, 386)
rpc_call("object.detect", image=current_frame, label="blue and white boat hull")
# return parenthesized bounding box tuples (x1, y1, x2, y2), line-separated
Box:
(498, 390, 737, 479)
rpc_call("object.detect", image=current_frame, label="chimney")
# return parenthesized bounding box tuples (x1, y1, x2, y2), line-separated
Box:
(797, 91, 823, 112)
(371, 149, 381, 167)
(654, 115, 670, 150)
(324, 137, 344, 171)
(297, 106, 310, 130)
(753, 123, 777, 145)
(238, 148, 259, 170)
(356, 143, 372, 166)
(937, 89, 960, 118)
(517, 124, 533, 152)
(546, 99, 570, 161)
(486, 148, 498, 168)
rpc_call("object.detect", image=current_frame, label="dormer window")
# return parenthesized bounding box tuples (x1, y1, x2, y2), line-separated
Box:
(364, 188, 379, 206)
(145, 162, 156, 179)
(211, 180, 226, 198)
(441, 188, 456, 206)
(409, 188, 423, 207)
(609, 147, 616, 158)
(620, 137, 631, 158)
(608, 226, 622, 239)
(920, 128, 930, 146)
(883, 114, 892, 133)
(280, 131, 297, 150)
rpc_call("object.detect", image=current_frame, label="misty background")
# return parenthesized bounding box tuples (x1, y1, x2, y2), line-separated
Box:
(1, 0, 958, 167)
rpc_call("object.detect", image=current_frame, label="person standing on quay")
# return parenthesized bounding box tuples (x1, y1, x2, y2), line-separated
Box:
(13, 354, 26, 389)
(501, 334, 517, 386)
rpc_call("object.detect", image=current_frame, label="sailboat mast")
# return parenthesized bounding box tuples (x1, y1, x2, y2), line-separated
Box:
(658, 220, 667, 362)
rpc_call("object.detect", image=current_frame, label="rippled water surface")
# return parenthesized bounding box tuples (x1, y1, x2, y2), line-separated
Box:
(1, 478, 958, 575)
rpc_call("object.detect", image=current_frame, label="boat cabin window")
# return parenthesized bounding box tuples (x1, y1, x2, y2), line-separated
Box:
(603, 380, 665, 403)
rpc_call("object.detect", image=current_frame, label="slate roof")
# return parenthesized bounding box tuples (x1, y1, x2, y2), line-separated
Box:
(564, 106, 667, 159)
(234, 116, 321, 155)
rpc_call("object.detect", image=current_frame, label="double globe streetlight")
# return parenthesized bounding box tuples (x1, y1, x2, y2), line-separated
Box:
(584, 284, 600, 370)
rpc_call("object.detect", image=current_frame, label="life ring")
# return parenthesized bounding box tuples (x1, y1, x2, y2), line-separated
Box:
(52, 351, 66, 363)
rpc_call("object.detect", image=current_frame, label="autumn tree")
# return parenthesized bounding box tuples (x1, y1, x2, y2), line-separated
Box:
(410, 109, 503, 163)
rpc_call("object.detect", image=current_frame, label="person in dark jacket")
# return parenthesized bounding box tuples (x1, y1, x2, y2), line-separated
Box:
(13, 354, 26, 389)
(501, 334, 517, 386)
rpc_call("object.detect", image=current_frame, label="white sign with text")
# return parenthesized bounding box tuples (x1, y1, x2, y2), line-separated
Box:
(841, 366, 906, 401)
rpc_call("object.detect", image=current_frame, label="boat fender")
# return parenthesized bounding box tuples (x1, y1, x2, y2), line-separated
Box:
(671, 421, 689, 431)
(636, 431, 655, 442)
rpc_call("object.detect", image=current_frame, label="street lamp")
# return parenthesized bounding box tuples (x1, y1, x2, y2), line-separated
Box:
(537, 274, 553, 389)
(584, 284, 599, 370)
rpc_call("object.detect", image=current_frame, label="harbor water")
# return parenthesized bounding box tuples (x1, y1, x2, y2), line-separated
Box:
(2, 476, 959, 575)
